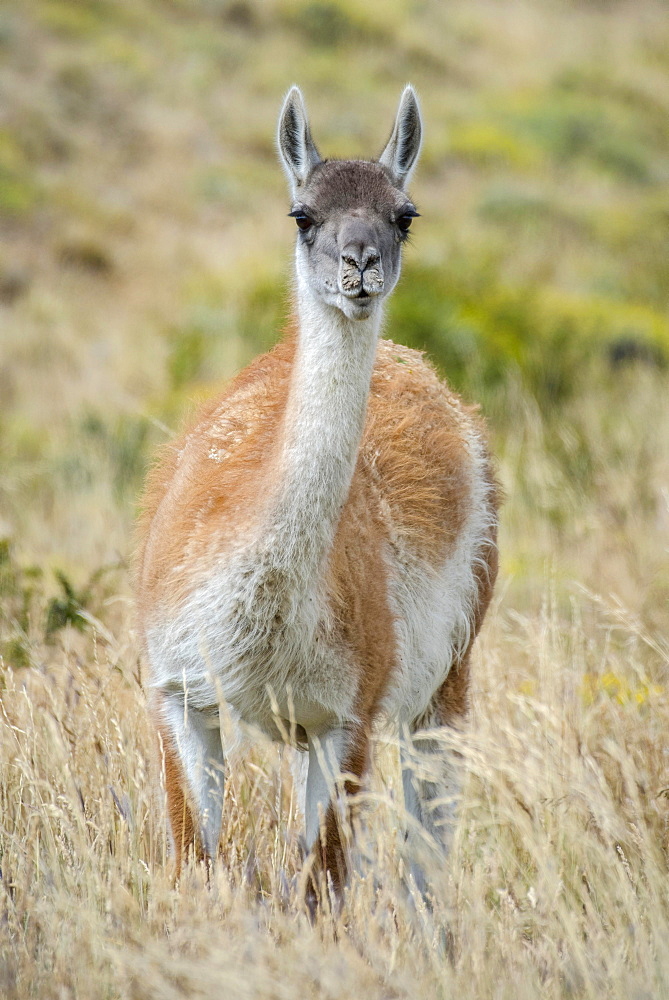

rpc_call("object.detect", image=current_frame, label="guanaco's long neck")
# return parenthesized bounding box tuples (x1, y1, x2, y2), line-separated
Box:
(266, 277, 381, 577)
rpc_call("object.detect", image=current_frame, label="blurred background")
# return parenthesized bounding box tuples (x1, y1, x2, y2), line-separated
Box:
(1, 0, 668, 657)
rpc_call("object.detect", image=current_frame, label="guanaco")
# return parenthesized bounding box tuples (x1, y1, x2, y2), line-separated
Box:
(135, 86, 499, 901)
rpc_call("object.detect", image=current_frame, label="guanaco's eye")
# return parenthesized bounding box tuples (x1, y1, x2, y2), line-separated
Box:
(397, 209, 420, 233)
(295, 215, 313, 231)
(289, 211, 315, 232)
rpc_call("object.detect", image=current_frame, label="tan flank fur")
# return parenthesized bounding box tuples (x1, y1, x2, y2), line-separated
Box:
(135, 86, 499, 901)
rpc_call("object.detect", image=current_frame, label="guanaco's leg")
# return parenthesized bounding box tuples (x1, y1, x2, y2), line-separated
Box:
(401, 654, 471, 896)
(304, 723, 370, 903)
(154, 693, 226, 875)
(402, 536, 497, 893)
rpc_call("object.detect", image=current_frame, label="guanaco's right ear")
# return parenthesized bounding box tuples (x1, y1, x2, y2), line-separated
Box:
(277, 86, 322, 197)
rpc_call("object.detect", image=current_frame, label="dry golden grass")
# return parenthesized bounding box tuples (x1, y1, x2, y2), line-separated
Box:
(1, 372, 668, 999)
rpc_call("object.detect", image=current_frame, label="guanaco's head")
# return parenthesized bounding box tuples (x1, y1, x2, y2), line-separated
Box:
(277, 86, 422, 322)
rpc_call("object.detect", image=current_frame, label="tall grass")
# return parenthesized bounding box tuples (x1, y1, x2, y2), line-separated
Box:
(1, 370, 668, 999)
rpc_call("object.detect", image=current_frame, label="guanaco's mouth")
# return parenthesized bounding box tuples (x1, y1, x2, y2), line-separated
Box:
(337, 286, 377, 304)
(338, 295, 375, 321)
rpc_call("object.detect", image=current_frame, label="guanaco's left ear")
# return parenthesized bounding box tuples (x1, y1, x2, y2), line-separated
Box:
(379, 85, 423, 188)
(277, 86, 322, 198)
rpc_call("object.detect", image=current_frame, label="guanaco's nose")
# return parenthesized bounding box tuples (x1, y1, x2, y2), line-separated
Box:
(339, 242, 384, 298)
(340, 244, 380, 272)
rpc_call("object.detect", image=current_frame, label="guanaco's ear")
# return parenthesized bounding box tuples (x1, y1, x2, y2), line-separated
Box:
(379, 85, 423, 188)
(277, 86, 322, 197)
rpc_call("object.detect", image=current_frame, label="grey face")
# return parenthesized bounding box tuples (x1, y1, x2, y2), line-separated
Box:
(278, 87, 423, 322)
(289, 160, 418, 320)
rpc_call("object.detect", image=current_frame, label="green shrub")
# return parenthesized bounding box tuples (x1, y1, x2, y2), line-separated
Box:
(390, 261, 669, 408)
(449, 122, 540, 171)
(502, 90, 658, 183)
(237, 272, 288, 355)
(0, 130, 40, 218)
(0, 539, 43, 670)
(0, 536, 123, 669)
(167, 326, 208, 390)
(45, 564, 116, 638)
(80, 412, 153, 501)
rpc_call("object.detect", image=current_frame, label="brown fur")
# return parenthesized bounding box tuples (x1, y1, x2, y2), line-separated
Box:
(152, 697, 198, 876)
(136, 334, 298, 620)
(365, 340, 478, 563)
(136, 336, 485, 622)
(327, 460, 396, 719)
(136, 330, 499, 889)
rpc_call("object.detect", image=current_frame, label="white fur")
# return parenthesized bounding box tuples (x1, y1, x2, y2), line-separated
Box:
(383, 424, 496, 881)
(160, 693, 225, 857)
(305, 728, 349, 847)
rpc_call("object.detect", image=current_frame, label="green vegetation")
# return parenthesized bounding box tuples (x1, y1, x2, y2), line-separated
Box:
(0, 538, 119, 669)
(1, 0, 668, 996)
